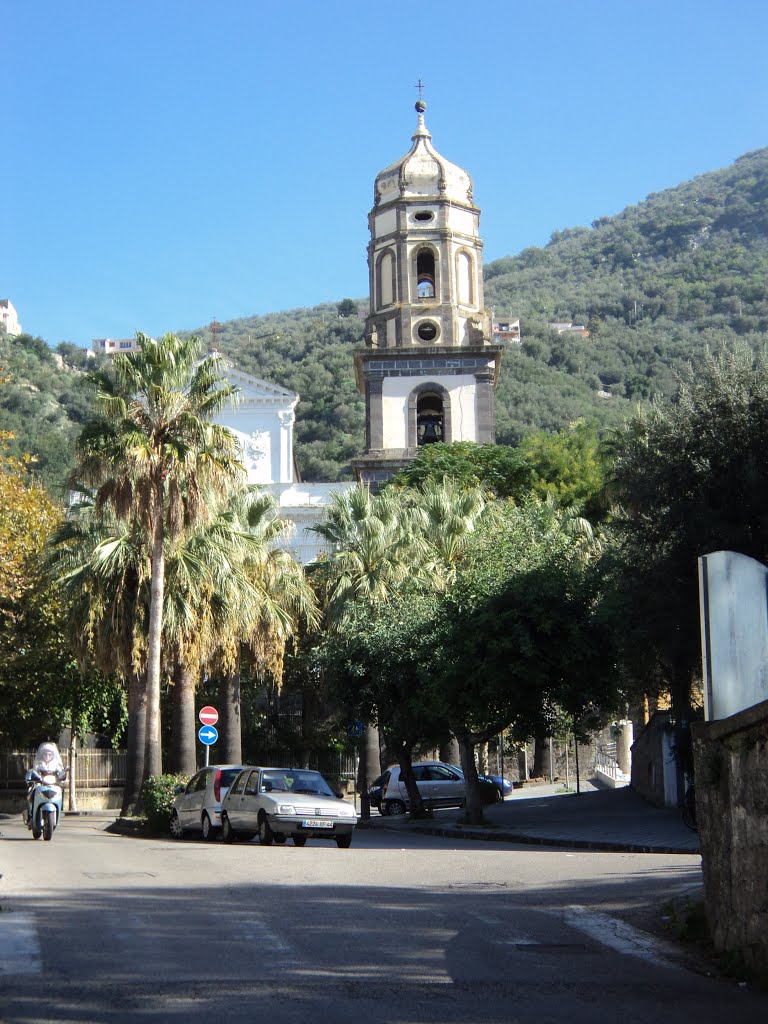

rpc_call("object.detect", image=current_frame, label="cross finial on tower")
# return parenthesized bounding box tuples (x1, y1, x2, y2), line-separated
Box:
(414, 78, 427, 114)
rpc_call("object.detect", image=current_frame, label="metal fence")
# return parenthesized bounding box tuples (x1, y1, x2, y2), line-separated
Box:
(0, 750, 126, 791)
(0, 747, 351, 791)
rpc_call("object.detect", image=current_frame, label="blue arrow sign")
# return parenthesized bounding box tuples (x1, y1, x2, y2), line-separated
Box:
(198, 725, 218, 746)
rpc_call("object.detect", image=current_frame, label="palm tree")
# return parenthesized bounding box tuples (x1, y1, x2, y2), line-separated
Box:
(73, 333, 244, 778)
(164, 484, 318, 767)
(45, 497, 150, 814)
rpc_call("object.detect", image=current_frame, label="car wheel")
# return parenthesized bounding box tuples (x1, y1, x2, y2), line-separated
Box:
(201, 812, 216, 841)
(292, 835, 307, 847)
(222, 814, 235, 844)
(258, 815, 274, 846)
(336, 834, 352, 849)
(494, 786, 503, 803)
(169, 810, 184, 840)
(385, 799, 407, 816)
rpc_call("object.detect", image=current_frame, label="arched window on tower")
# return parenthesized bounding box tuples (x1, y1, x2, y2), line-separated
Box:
(416, 391, 444, 445)
(416, 248, 436, 299)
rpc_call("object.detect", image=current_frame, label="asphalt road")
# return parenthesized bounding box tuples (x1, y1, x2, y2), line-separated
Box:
(0, 814, 763, 1023)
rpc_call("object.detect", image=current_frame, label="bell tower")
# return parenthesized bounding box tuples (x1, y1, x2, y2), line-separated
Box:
(352, 96, 502, 486)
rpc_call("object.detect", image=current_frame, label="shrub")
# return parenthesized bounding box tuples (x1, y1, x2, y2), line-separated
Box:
(141, 773, 188, 832)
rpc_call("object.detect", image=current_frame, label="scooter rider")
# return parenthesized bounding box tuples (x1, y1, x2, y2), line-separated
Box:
(25, 742, 68, 819)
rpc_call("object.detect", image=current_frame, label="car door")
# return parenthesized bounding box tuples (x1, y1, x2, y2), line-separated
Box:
(224, 770, 249, 829)
(240, 769, 262, 830)
(186, 768, 212, 829)
(178, 771, 206, 829)
(399, 765, 431, 805)
(427, 764, 465, 807)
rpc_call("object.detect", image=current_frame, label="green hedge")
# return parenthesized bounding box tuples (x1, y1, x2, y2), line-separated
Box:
(141, 773, 189, 832)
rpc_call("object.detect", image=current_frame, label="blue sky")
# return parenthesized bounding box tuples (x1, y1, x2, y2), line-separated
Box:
(4, 1, 767, 346)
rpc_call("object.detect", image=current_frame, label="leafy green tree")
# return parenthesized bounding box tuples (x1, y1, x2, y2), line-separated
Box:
(389, 442, 530, 499)
(607, 344, 768, 737)
(426, 499, 611, 824)
(519, 419, 608, 521)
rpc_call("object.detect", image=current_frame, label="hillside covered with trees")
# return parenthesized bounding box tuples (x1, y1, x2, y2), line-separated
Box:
(3, 146, 767, 486)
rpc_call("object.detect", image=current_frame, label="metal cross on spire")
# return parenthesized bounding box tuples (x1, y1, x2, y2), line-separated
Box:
(415, 78, 425, 102)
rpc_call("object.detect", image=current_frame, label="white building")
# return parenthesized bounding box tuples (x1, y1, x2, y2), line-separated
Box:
(92, 337, 144, 355)
(0, 299, 22, 336)
(216, 360, 352, 565)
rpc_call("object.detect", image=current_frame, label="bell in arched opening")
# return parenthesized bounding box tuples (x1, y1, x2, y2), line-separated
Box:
(416, 392, 444, 445)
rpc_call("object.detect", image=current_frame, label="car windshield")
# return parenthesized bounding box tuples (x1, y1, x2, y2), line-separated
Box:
(261, 769, 335, 798)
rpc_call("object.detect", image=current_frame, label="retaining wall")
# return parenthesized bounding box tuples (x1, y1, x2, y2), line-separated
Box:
(692, 698, 768, 979)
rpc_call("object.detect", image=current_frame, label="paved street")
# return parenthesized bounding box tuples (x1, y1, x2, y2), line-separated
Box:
(0, 811, 763, 1023)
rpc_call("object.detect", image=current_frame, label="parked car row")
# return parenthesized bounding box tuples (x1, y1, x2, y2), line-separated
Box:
(170, 765, 358, 848)
(368, 761, 511, 816)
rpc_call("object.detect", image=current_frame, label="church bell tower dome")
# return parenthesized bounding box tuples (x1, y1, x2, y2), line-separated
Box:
(373, 101, 474, 206)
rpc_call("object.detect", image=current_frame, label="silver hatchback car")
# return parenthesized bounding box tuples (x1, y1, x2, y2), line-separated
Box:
(221, 766, 358, 848)
(169, 764, 244, 840)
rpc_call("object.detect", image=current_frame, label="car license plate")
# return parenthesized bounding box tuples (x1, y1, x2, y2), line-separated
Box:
(302, 819, 333, 828)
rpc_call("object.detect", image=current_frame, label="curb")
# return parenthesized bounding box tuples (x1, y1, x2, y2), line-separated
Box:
(375, 822, 699, 856)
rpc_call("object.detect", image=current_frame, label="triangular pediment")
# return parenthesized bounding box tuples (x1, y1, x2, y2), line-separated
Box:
(221, 362, 297, 403)
(196, 355, 298, 407)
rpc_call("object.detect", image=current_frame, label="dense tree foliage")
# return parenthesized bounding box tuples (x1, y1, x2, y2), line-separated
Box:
(0, 333, 96, 496)
(606, 344, 768, 727)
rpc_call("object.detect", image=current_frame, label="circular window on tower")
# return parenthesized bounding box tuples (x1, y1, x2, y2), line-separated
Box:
(416, 320, 440, 343)
(414, 211, 434, 222)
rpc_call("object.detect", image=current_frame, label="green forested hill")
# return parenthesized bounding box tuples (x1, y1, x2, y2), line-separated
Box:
(4, 146, 768, 489)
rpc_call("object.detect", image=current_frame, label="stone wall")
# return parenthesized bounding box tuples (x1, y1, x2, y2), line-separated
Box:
(692, 698, 768, 979)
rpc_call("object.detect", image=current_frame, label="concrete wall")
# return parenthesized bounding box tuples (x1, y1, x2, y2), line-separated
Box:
(692, 698, 768, 979)
(630, 711, 680, 807)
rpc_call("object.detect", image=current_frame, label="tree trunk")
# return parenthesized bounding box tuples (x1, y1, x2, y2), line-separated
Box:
(439, 735, 460, 767)
(357, 724, 381, 821)
(68, 723, 77, 813)
(396, 745, 426, 818)
(122, 671, 147, 816)
(219, 670, 242, 764)
(170, 660, 197, 776)
(533, 733, 552, 780)
(458, 733, 484, 825)
(144, 501, 166, 780)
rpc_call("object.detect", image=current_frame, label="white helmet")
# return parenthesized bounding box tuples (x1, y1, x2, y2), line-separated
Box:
(34, 742, 63, 773)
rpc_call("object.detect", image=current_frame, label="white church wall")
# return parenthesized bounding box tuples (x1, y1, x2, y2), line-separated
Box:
(381, 374, 478, 448)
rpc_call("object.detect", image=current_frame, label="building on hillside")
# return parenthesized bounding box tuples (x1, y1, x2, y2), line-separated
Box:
(547, 321, 590, 337)
(492, 318, 521, 343)
(215, 360, 353, 564)
(0, 299, 21, 336)
(92, 337, 144, 355)
(351, 98, 502, 488)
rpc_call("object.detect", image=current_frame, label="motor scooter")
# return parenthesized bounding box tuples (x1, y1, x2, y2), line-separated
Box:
(24, 766, 68, 841)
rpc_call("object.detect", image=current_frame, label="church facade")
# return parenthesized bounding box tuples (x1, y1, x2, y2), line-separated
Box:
(352, 99, 502, 486)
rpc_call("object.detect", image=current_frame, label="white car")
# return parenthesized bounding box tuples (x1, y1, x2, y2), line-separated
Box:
(169, 764, 244, 840)
(374, 761, 466, 816)
(221, 766, 358, 848)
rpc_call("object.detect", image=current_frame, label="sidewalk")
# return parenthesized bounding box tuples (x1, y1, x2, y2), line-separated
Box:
(361, 783, 700, 855)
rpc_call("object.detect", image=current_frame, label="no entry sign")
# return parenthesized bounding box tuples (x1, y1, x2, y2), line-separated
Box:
(198, 706, 219, 727)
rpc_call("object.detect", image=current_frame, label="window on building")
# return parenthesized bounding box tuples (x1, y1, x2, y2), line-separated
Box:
(416, 248, 436, 299)
(416, 392, 444, 445)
